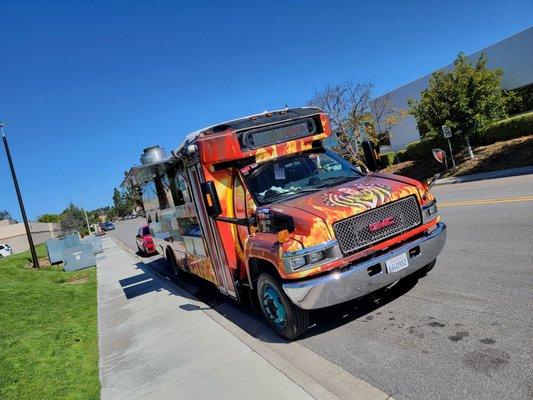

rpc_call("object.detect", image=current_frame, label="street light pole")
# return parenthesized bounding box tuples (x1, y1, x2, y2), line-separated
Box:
(80, 184, 95, 236)
(1, 123, 39, 268)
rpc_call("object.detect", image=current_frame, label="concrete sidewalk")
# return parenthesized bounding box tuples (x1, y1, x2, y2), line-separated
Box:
(97, 237, 316, 400)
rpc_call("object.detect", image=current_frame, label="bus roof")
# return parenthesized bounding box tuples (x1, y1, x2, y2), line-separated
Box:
(173, 107, 323, 155)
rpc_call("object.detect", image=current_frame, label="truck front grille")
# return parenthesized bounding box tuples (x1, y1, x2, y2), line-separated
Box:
(333, 195, 422, 255)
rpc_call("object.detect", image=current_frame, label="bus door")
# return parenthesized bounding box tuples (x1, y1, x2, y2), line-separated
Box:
(232, 174, 254, 265)
(186, 163, 237, 298)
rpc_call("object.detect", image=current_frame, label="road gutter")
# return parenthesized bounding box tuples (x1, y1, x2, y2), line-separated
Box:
(434, 166, 533, 186)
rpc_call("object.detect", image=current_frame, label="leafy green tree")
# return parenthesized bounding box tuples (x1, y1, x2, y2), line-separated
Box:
(0, 210, 12, 221)
(408, 52, 511, 141)
(60, 203, 86, 234)
(107, 207, 117, 221)
(38, 213, 62, 223)
(112, 187, 135, 218)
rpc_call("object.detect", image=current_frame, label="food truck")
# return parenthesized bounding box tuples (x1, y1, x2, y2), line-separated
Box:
(123, 107, 446, 339)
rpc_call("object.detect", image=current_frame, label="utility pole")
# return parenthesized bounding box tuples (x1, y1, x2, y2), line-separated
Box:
(1, 123, 39, 268)
(80, 184, 95, 236)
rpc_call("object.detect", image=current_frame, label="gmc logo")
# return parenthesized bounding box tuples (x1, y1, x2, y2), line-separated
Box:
(368, 216, 395, 232)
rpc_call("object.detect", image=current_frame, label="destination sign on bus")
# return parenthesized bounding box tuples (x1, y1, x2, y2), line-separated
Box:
(242, 118, 318, 149)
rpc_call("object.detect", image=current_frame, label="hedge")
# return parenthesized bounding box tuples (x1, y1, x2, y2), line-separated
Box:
(479, 110, 533, 144)
(396, 149, 407, 162)
(379, 152, 396, 167)
(398, 110, 533, 162)
(403, 132, 456, 160)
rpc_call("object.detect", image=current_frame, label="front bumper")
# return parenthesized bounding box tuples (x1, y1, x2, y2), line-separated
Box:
(282, 222, 446, 310)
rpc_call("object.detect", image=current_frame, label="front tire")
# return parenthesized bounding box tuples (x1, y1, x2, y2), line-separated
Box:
(256, 273, 309, 340)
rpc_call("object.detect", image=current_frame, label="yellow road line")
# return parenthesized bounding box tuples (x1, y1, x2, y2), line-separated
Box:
(439, 196, 533, 207)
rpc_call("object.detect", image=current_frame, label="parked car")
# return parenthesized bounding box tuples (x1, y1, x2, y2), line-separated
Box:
(136, 225, 156, 255)
(0, 243, 13, 258)
(101, 222, 115, 231)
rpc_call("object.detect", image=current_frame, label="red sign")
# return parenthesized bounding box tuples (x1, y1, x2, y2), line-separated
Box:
(369, 216, 395, 232)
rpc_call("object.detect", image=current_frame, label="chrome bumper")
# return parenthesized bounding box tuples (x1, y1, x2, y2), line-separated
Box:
(282, 223, 447, 310)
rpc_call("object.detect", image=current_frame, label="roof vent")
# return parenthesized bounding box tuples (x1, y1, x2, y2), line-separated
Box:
(140, 146, 167, 165)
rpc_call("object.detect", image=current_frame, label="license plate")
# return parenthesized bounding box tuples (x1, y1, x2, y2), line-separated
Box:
(386, 253, 409, 273)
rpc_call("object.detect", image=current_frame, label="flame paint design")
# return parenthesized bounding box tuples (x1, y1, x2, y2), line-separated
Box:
(322, 183, 393, 209)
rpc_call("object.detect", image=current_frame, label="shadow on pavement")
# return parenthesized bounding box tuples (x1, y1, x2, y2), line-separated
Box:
(134, 256, 422, 343)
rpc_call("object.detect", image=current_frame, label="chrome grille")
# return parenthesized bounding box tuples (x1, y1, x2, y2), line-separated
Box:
(333, 195, 421, 255)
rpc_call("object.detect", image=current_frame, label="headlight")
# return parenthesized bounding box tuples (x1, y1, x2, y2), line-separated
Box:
(307, 250, 324, 264)
(285, 256, 307, 270)
(422, 201, 439, 223)
(282, 240, 340, 273)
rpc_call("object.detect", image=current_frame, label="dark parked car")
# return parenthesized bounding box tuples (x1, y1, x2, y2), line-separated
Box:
(101, 222, 115, 231)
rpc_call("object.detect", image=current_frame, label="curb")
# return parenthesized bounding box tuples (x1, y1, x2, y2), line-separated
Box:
(434, 166, 533, 186)
(111, 236, 394, 400)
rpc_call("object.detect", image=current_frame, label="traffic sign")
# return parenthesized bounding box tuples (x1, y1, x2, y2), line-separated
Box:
(441, 125, 452, 139)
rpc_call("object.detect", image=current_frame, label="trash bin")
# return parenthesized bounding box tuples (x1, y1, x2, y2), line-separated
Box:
(45, 238, 67, 264)
(81, 235, 103, 255)
(62, 245, 96, 271)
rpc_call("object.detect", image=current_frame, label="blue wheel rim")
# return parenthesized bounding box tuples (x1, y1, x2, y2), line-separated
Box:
(261, 283, 287, 329)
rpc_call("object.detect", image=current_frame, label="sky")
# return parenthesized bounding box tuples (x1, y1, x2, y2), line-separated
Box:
(1, 0, 531, 221)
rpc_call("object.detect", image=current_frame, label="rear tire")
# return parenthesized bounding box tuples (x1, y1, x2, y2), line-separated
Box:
(256, 273, 309, 340)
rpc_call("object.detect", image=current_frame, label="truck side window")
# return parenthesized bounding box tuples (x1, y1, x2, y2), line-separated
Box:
(234, 176, 246, 218)
(155, 176, 170, 210)
(169, 172, 191, 206)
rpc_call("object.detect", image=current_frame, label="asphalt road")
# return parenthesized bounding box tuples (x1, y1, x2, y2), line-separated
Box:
(109, 174, 533, 400)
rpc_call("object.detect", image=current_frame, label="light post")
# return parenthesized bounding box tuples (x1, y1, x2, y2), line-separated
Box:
(1, 123, 39, 268)
(80, 184, 95, 236)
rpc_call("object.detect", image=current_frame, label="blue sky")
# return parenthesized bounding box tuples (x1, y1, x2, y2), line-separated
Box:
(1, 0, 531, 220)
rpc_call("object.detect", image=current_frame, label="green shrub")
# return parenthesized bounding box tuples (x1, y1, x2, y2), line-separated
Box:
(404, 133, 440, 160)
(480, 111, 533, 144)
(396, 149, 407, 162)
(379, 152, 396, 167)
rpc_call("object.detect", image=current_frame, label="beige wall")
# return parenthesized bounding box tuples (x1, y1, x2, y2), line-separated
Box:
(0, 222, 62, 254)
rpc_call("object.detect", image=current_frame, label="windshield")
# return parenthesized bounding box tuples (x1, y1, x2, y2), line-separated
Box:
(244, 150, 363, 205)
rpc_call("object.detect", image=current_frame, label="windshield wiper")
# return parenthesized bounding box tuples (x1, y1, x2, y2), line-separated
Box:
(316, 176, 357, 188)
(262, 187, 321, 204)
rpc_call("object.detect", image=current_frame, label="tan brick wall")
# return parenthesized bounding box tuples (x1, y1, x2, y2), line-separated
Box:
(0, 222, 62, 254)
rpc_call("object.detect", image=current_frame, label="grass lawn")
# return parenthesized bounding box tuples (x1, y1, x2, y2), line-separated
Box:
(385, 135, 533, 181)
(0, 244, 99, 399)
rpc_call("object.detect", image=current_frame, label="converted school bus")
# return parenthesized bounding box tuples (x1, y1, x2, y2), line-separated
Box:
(124, 107, 446, 339)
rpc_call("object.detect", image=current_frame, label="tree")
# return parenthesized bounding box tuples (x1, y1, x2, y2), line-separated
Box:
(308, 81, 405, 161)
(370, 95, 408, 146)
(38, 213, 62, 223)
(0, 210, 12, 221)
(112, 187, 135, 218)
(308, 81, 373, 161)
(408, 52, 511, 141)
(60, 203, 86, 234)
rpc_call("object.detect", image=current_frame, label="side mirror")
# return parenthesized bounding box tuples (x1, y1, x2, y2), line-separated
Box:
(201, 181, 222, 218)
(362, 140, 380, 172)
(426, 173, 441, 190)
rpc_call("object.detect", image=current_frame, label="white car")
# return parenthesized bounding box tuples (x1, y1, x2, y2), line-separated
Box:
(0, 243, 13, 257)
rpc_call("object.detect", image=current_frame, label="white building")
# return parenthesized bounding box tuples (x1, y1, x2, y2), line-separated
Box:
(376, 27, 533, 152)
